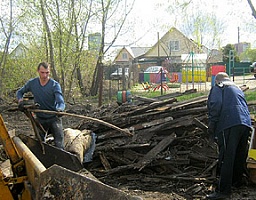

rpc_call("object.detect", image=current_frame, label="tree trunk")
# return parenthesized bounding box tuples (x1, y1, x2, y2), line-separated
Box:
(98, 62, 104, 107)
(77, 66, 87, 96)
(40, 0, 58, 82)
(90, 59, 101, 96)
(0, 0, 13, 96)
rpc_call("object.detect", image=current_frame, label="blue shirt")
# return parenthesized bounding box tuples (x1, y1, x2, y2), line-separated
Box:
(207, 84, 251, 135)
(16, 77, 65, 118)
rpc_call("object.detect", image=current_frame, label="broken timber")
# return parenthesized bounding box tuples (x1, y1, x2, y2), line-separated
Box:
(134, 133, 176, 171)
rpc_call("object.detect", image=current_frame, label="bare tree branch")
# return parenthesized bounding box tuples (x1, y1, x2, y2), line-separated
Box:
(247, 0, 256, 19)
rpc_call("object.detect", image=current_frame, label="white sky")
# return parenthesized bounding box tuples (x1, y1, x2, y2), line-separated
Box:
(1, 0, 256, 51)
(117, 0, 256, 49)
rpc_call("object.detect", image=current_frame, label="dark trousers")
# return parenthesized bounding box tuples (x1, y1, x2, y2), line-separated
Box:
(37, 116, 64, 149)
(217, 125, 250, 194)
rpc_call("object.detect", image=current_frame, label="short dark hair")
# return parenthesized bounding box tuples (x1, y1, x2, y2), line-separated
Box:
(37, 62, 49, 70)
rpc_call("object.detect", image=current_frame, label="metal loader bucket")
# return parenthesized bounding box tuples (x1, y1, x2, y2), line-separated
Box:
(18, 134, 83, 172)
(37, 164, 141, 200)
(13, 135, 142, 200)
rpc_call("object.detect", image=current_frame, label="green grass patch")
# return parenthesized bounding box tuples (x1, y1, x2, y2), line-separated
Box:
(130, 83, 256, 103)
(131, 90, 163, 98)
(245, 89, 256, 102)
(176, 92, 208, 101)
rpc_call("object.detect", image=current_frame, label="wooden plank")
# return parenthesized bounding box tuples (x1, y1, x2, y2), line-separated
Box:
(130, 116, 173, 131)
(134, 133, 176, 171)
(123, 97, 177, 116)
(192, 117, 208, 134)
(132, 95, 158, 103)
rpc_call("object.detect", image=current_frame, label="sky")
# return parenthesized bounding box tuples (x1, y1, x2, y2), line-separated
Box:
(117, 0, 256, 49)
(1, 0, 256, 52)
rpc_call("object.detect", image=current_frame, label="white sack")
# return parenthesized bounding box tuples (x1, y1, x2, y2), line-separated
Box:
(64, 128, 92, 163)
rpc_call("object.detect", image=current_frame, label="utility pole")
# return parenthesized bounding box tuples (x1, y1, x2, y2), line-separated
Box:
(238, 27, 240, 44)
(157, 32, 160, 66)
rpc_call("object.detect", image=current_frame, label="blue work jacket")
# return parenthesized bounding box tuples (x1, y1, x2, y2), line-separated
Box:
(17, 77, 65, 119)
(207, 84, 251, 135)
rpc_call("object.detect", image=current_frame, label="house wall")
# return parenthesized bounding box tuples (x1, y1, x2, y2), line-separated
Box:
(114, 48, 133, 63)
(144, 28, 204, 58)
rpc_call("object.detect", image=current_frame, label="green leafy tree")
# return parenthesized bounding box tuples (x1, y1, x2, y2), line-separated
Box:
(1, 0, 133, 104)
(240, 48, 256, 62)
(14, 0, 96, 101)
(221, 44, 240, 63)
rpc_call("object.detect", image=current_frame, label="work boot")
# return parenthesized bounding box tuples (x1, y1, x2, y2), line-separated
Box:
(206, 192, 230, 199)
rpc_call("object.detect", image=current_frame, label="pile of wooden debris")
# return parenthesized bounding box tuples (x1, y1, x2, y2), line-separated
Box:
(1, 87, 256, 199)
(71, 90, 219, 199)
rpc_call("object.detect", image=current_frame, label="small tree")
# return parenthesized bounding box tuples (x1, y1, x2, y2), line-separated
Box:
(90, 0, 135, 101)
(221, 44, 240, 63)
(240, 48, 256, 62)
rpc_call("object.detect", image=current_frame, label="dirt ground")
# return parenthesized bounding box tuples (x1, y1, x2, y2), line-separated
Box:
(1, 75, 256, 200)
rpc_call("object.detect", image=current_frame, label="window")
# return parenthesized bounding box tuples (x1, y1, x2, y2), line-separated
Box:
(122, 52, 128, 60)
(170, 41, 180, 51)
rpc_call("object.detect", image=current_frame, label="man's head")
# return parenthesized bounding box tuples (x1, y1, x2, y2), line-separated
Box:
(37, 62, 50, 82)
(215, 72, 230, 83)
(215, 72, 235, 87)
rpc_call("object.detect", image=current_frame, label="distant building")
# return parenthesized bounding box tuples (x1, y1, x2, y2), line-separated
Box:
(135, 27, 223, 71)
(234, 42, 250, 55)
(113, 46, 150, 66)
(9, 43, 28, 59)
(109, 27, 225, 82)
(113, 46, 134, 65)
(88, 33, 101, 51)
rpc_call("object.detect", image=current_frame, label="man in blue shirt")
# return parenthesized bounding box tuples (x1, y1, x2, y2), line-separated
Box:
(206, 72, 251, 199)
(16, 62, 65, 149)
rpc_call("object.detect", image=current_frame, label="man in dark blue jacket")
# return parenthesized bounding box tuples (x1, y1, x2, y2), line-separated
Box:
(206, 72, 251, 199)
(16, 62, 65, 149)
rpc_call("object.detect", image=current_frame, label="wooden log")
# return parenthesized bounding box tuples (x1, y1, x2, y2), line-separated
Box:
(129, 116, 173, 131)
(29, 109, 133, 136)
(121, 97, 177, 117)
(132, 95, 158, 103)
